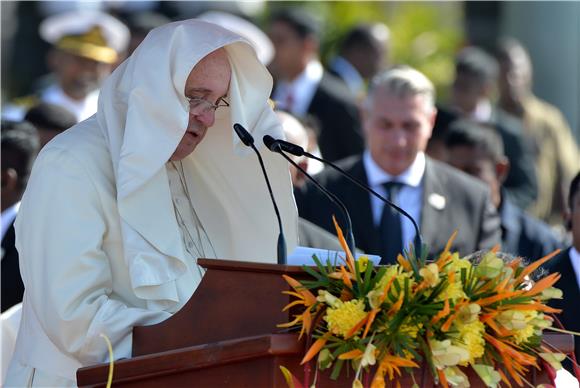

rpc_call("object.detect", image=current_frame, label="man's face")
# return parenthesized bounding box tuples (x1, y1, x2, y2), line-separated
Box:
(268, 21, 309, 81)
(363, 91, 435, 176)
(498, 51, 532, 103)
(50, 50, 112, 100)
(169, 48, 231, 162)
(446, 145, 501, 207)
(451, 72, 485, 115)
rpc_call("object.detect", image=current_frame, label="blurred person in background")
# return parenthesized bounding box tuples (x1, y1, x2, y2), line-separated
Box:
(3, 10, 129, 123)
(268, 8, 364, 162)
(123, 11, 170, 56)
(276, 110, 343, 251)
(23, 102, 77, 149)
(496, 38, 579, 226)
(444, 46, 538, 211)
(296, 66, 501, 263)
(444, 119, 563, 261)
(1, 121, 40, 313)
(328, 22, 391, 101)
(545, 171, 580, 374)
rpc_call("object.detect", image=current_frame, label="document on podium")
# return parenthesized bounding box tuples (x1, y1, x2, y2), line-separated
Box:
(287, 246, 381, 266)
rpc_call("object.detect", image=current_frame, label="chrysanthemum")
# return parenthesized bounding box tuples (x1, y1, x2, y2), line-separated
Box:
(324, 299, 367, 338)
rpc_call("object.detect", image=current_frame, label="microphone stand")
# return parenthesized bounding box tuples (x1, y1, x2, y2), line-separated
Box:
(233, 124, 286, 264)
(272, 145, 357, 255)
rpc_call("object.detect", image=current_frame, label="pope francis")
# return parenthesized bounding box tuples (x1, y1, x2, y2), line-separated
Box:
(5, 20, 298, 386)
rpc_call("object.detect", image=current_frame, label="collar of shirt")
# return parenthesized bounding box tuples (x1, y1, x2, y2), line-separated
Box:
(41, 84, 99, 122)
(363, 150, 426, 188)
(569, 246, 580, 293)
(470, 99, 493, 123)
(1, 202, 20, 242)
(329, 56, 364, 96)
(363, 151, 425, 247)
(273, 59, 323, 117)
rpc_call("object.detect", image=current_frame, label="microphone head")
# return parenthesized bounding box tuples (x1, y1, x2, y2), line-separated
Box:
(233, 123, 254, 146)
(262, 135, 280, 152)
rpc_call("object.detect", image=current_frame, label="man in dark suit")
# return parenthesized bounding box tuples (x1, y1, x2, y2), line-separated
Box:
(444, 119, 564, 261)
(296, 66, 501, 263)
(268, 8, 364, 162)
(546, 171, 580, 374)
(1, 121, 40, 312)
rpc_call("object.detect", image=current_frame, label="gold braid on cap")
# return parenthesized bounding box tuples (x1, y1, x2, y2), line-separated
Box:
(56, 26, 118, 64)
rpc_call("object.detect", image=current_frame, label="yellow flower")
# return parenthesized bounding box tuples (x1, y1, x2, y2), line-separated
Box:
(400, 321, 423, 339)
(324, 299, 367, 338)
(497, 310, 538, 344)
(420, 263, 440, 288)
(448, 252, 471, 272)
(436, 279, 466, 303)
(539, 286, 563, 300)
(357, 256, 369, 273)
(455, 320, 485, 365)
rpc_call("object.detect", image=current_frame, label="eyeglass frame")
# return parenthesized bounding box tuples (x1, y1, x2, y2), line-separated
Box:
(186, 96, 230, 114)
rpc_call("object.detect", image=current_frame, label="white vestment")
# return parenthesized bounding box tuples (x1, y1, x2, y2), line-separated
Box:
(5, 20, 298, 387)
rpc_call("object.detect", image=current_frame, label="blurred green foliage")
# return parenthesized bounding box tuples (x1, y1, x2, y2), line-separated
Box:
(262, 1, 464, 103)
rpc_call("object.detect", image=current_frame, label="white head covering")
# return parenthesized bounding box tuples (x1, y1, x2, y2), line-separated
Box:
(96, 19, 298, 311)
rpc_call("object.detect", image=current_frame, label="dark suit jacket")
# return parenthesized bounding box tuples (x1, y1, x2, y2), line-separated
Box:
(545, 248, 580, 372)
(296, 155, 501, 258)
(306, 72, 365, 162)
(500, 196, 564, 261)
(1, 222, 25, 312)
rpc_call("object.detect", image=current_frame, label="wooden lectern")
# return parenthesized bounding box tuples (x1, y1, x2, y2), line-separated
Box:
(77, 259, 574, 387)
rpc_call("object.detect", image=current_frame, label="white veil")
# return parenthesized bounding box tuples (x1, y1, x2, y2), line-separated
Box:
(96, 20, 298, 311)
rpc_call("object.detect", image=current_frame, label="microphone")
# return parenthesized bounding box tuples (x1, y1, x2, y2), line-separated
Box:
(264, 135, 356, 255)
(233, 124, 287, 264)
(264, 135, 424, 259)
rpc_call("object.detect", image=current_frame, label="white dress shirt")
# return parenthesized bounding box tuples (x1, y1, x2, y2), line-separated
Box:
(272, 60, 323, 117)
(41, 84, 99, 122)
(1, 202, 19, 243)
(329, 56, 365, 97)
(363, 151, 425, 250)
(569, 246, 580, 293)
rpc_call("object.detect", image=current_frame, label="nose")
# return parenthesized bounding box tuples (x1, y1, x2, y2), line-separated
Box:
(191, 109, 215, 128)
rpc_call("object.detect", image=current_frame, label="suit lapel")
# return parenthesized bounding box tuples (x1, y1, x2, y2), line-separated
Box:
(420, 160, 449, 254)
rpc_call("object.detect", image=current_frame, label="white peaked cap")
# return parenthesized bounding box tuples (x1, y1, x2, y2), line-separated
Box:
(197, 11, 274, 65)
(40, 10, 130, 54)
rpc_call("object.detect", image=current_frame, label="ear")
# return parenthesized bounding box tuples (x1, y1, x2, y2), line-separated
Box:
(1, 168, 18, 190)
(46, 49, 61, 72)
(495, 157, 510, 183)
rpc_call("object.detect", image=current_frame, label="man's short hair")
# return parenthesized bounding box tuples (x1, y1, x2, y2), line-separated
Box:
(455, 46, 498, 85)
(24, 103, 77, 133)
(270, 8, 320, 39)
(340, 23, 390, 52)
(367, 65, 435, 112)
(444, 119, 505, 163)
(1, 120, 40, 187)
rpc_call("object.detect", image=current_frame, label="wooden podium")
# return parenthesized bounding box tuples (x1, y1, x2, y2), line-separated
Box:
(77, 259, 574, 387)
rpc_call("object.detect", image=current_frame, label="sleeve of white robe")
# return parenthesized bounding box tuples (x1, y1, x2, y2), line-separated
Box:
(15, 146, 172, 366)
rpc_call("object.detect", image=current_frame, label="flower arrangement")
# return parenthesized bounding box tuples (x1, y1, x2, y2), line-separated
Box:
(279, 218, 570, 388)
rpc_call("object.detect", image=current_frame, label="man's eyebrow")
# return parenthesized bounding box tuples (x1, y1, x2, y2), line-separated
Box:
(185, 87, 228, 100)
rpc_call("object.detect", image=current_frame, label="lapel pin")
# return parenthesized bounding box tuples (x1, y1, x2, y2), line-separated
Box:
(428, 193, 446, 210)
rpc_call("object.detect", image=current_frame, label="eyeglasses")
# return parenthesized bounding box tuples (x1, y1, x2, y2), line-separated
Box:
(187, 96, 230, 114)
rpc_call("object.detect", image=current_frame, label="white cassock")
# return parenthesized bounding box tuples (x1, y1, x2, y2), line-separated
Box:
(5, 20, 298, 387)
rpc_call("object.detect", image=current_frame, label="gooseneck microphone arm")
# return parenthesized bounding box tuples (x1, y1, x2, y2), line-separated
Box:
(263, 136, 356, 255)
(233, 124, 286, 264)
(264, 136, 423, 259)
